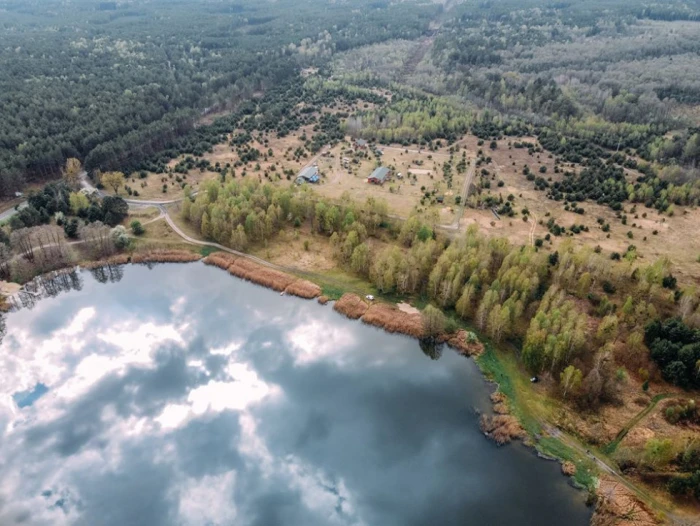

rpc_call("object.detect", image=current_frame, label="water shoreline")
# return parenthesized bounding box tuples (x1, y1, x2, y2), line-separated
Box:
(3, 254, 662, 525)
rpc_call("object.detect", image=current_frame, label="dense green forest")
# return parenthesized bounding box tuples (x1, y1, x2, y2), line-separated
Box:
(0, 0, 438, 196)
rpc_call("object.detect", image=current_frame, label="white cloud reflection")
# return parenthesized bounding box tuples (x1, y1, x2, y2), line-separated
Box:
(0, 272, 366, 526)
(286, 320, 357, 366)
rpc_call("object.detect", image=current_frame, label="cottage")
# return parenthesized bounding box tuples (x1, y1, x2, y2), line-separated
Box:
(295, 166, 320, 185)
(355, 138, 368, 150)
(368, 166, 390, 185)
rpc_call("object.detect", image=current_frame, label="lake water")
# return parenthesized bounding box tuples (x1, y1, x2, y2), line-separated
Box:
(0, 263, 592, 525)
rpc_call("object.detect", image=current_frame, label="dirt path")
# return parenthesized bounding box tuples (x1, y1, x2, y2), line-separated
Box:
(397, 36, 434, 82)
(450, 158, 476, 230)
(602, 392, 696, 455)
(545, 421, 691, 524)
(529, 212, 537, 247)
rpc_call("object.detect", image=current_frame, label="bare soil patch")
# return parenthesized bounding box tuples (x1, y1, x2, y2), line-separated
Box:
(397, 302, 420, 315)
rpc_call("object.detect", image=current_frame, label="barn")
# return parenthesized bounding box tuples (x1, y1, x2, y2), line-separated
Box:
(368, 166, 390, 185)
(295, 166, 320, 185)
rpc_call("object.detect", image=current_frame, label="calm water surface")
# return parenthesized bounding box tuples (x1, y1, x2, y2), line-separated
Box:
(0, 263, 592, 525)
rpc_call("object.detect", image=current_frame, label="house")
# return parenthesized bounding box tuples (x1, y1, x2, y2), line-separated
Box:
(295, 166, 320, 185)
(355, 138, 368, 150)
(368, 166, 390, 185)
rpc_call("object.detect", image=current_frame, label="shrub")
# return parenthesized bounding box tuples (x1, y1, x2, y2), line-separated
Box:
(130, 220, 145, 236)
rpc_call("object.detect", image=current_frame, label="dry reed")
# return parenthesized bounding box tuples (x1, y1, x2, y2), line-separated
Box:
(333, 293, 369, 319)
(203, 253, 238, 270)
(131, 249, 201, 264)
(440, 330, 484, 356)
(317, 296, 329, 305)
(81, 254, 130, 269)
(490, 392, 510, 415)
(285, 279, 322, 299)
(361, 303, 424, 338)
(227, 258, 295, 292)
(479, 414, 525, 445)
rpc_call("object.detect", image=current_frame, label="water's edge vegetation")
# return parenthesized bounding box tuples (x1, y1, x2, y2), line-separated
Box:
(11, 252, 623, 521)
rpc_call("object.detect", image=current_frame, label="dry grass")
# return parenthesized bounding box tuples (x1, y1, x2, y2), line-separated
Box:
(249, 227, 337, 273)
(314, 141, 467, 219)
(361, 303, 424, 338)
(203, 252, 300, 293)
(81, 254, 131, 269)
(333, 293, 369, 319)
(203, 252, 238, 270)
(441, 329, 484, 356)
(592, 475, 659, 526)
(479, 414, 526, 445)
(317, 295, 329, 305)
(561, 461, 577, 477)
(490, 392, 510, 415)
(285, 279, 322, 299)
(131, 249, 201, 264)
(227, 258, 295, 292)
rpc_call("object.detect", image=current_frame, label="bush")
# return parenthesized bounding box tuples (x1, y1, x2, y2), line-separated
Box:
(130, 220, 145, 236)
(64, 218, 80, 239)
(111, 226, 130, 249)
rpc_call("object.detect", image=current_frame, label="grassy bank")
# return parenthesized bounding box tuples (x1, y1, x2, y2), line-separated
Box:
(476, 342, 598, 491)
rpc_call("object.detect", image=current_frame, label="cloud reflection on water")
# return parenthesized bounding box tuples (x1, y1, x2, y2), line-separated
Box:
(0, 263, 590, 526)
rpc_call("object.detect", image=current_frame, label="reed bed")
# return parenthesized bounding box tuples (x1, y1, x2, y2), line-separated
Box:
(361, 303, 424, 338)
(203, 253, 238, 270)
(81, 254, 130, 269)
(490, 392, 509, 415)
(333, 293, 369, 319)
(131, 249, 201, 264)
(441, 330, 484, 356)
(227, 258, 295, 292)
(284, 279, 322, 299)
(479, 414, 525, 445)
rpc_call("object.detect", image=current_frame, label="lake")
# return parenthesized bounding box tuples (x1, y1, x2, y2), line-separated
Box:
(0, 262, 592, 525)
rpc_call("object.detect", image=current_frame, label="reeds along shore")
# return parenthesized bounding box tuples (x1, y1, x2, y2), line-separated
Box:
(81, 249, 202, 269)
(202, 253, 321, 299)
(333, 292, 484, 357)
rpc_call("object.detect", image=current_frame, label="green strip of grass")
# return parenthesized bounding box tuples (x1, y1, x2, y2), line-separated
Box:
(476, 342, 599, 492)
(199, 245, 220, 257)
(538, 437, 597, 489)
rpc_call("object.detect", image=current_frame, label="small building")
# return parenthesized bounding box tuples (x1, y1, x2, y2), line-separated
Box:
(355, 139, 368, 150)
(296, 166, 320, 185)
(368, 166, 390, 185)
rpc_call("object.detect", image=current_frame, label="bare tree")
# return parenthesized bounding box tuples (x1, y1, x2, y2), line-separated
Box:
(80, 221, 115, 258)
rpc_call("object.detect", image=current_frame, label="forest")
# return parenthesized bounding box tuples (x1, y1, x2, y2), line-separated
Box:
(0, 0, 438, 196)
(2, 0, 700, 515)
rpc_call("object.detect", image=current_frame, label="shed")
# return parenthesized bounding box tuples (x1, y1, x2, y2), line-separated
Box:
(355, 139, 368, 149)
(296, 166, 320, 185)
(368, 166, 390, 185)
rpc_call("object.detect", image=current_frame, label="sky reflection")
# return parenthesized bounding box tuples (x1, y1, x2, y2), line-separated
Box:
(0, 263, 591, 526)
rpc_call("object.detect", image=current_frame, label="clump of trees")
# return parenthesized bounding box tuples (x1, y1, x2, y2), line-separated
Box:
(645, 318, 700, 389)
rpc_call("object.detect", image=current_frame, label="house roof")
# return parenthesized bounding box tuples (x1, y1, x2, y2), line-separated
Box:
(369, 167, 390, 182)
(356, 139, 368, 146)
(298, 166, 319, 180)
